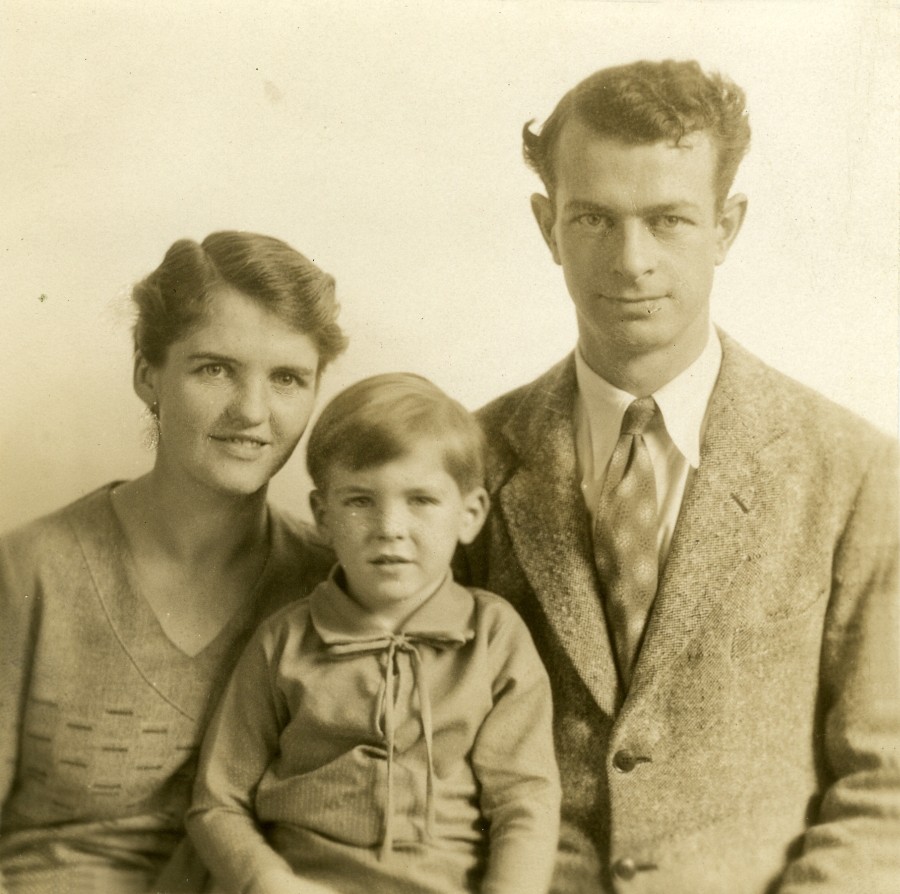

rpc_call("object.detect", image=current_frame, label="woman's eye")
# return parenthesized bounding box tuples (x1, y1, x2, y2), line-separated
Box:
(274, 373, 298, 388)
(201, 364, 226, 377)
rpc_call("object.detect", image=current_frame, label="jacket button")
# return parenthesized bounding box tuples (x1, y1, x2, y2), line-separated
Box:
(613, 750, 637, 772)
(612, 857, 637, 880)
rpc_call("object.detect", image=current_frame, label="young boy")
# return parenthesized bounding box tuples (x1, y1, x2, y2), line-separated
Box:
(186, 373, 561, 894)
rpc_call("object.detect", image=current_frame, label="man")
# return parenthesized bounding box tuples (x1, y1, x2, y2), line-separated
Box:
(463, 60, 899, 893)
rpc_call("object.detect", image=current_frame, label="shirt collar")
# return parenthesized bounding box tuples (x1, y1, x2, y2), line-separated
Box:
(309, 566, 476, 645)
(575, 324, 722, 469)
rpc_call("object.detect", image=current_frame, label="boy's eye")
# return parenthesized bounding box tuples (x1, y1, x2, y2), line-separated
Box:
(409, 495, 439, 506)
(343, 496, 373, 508)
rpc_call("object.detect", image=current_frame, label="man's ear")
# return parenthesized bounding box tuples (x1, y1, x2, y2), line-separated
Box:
(457, 487, 490, 546)
(309, 490, 332, 543)
(531, 193, 561, 265)
(133, 352, 158, 408)
(715, 193, 748, 265)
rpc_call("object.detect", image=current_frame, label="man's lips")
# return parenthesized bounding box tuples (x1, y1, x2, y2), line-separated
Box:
(601, 293, 667, 302)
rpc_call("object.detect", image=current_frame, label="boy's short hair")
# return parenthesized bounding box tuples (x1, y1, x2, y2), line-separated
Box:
(306, 373, 486, 494)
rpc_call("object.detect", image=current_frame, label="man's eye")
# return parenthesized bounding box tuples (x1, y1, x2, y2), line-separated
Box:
(578, 213, 611, 229)
(273, 373, 300, 388)
(653, 215, 687, 231)
(201, 364, 226, 378)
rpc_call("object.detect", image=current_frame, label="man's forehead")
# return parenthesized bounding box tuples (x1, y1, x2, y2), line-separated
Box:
(552, 121, 719, 205)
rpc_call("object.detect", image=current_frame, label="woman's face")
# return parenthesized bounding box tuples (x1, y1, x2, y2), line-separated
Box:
(136, 284, 321, 498)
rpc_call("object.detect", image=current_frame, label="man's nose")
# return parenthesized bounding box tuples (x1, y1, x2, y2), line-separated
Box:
(610, 219, 656, 281)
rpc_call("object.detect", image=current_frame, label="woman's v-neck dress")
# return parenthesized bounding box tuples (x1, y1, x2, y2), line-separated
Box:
(0, 484, 333, 893)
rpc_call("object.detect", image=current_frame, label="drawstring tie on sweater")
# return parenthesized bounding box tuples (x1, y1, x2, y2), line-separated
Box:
(325, 631, 468, 859)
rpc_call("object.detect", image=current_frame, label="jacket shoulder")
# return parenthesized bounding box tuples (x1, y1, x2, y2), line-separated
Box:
(720, 334, 896, 467)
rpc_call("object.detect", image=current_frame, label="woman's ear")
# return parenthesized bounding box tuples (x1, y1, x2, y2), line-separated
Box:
(133, 351, 158, 408)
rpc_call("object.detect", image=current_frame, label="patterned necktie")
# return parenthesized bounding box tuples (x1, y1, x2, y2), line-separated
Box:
(593, 397, 659, 688)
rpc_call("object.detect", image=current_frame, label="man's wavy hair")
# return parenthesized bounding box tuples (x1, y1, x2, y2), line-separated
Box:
(523, 59, 751, 210)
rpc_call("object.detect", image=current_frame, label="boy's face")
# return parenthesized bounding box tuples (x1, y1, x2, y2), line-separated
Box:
(310, 439, 488, 627)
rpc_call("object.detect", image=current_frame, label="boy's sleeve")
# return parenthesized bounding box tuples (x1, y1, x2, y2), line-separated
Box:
(471, 601, 561, 894)
(186, 620, 303, 894)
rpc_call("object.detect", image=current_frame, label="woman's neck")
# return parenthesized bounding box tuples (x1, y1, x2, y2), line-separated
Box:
(114, 469, 269, 569)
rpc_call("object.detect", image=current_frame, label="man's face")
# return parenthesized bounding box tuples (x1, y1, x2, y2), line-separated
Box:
(533, 120, 745, 381)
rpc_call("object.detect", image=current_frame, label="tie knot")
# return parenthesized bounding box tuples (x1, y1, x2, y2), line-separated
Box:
(621, 397, 656, 435)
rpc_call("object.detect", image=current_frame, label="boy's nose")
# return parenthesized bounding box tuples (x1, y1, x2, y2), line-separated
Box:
(374, 505, 406, 539)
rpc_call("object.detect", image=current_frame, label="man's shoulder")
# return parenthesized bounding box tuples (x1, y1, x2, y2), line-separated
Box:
(719, 333, 895, 460)
(477, 353, 575, 435)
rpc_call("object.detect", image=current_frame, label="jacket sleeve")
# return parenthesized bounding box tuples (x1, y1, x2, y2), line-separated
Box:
(777, 437, 900, 893)
(0, 527, 42, 894)
(186, 622, 303, 894)
(471, 605, 561, 894)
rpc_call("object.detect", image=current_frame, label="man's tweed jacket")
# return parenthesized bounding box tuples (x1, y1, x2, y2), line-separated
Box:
(463, 332, 899, 894)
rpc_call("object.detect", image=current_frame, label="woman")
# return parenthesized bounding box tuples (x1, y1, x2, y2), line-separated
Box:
(0, 231, 347, 892)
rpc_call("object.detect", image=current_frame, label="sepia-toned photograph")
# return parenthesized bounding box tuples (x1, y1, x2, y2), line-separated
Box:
(1, 2, 897, 892)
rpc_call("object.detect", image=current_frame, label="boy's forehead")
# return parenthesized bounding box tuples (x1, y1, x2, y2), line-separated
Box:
(326, 441, 455, 485)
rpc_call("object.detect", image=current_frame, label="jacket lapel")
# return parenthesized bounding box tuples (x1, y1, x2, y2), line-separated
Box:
(628, 333, 788, 695)
(496, 356, 622, 715)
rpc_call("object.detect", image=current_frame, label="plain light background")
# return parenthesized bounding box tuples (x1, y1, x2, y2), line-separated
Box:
(1, 0, 897, 533)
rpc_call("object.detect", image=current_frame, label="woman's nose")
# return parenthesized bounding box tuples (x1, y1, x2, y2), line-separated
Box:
(231, 378, 269, 425)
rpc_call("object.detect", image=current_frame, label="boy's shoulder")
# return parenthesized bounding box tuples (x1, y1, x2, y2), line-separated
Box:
(465, 585, 537, 641)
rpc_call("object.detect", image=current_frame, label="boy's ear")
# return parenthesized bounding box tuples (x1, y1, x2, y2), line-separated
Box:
(457, 486, 490, 546)
(309, 490, 332, 544)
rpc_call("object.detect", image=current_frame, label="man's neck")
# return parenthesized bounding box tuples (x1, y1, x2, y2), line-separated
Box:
(579, 328, 711, 397)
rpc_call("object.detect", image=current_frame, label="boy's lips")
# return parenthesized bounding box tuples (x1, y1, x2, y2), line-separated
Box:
(370, 555, 412, 566)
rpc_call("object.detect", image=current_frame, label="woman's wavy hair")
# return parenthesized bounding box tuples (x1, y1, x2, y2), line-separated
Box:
(523, 59, 751, 210)
(131, 231, 347, 372)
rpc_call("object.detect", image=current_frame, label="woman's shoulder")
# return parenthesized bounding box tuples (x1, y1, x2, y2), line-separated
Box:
(262, 504, 335, 607)
(0, 482, 119, 557)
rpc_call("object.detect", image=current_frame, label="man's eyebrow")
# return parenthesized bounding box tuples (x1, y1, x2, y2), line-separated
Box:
(563, 200, 614, 214)
(563, 199, 703, 215)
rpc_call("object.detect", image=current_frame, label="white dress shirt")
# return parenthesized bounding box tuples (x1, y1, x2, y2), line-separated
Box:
(574, 326, 723, 566)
